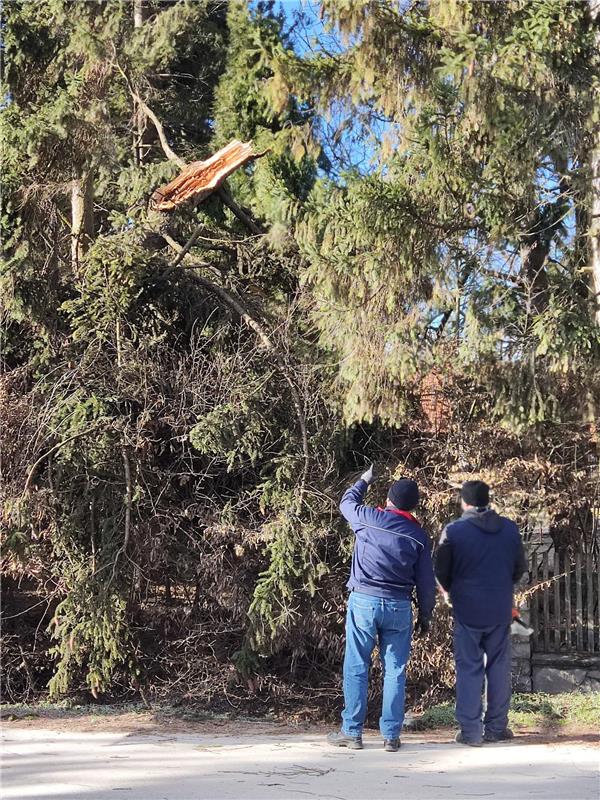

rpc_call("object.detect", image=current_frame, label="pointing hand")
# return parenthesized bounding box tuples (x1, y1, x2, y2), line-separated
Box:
(360, 464, 375, 485)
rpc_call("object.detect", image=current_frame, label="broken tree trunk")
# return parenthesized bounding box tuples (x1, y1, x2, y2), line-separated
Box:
(150, 139, 266, 211)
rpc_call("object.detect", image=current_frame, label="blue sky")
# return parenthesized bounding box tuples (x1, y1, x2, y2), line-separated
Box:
(270, 0, 390, 176)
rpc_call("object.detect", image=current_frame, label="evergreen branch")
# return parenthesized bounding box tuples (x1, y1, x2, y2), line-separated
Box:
(191, 273, 310, 507)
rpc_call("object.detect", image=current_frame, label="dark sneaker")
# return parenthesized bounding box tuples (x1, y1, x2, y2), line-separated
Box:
(384, 738, 400, 752)
(455, 730, 483, 747)
(484, 727, 514, 743)
(327, 730, 363, 750)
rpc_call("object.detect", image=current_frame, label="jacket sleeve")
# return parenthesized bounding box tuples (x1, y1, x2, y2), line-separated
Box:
(339, 479, 379, 528)
(415, 537, 436, 620)
(434, 526, 453, 591)
(512, 528, 528, 584)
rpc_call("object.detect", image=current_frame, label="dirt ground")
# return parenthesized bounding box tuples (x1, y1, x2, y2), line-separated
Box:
(2, 708, 598, 745)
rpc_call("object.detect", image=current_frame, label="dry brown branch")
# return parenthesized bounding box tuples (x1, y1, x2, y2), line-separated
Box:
(131, 91, 185, 168)
(217, 186, 263, 235)
(515, 572, 568, 604)
(162, 228, 311, 506)
(110, 445, 133, 586)
(22, 423, 103, 496)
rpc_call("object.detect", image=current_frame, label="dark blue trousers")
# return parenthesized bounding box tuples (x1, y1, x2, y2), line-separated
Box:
(454, 621, 512, 741)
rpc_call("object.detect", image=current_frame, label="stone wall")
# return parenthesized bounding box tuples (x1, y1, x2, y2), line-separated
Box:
(531, 654, 600, 694)
(510, 604, 600, 694)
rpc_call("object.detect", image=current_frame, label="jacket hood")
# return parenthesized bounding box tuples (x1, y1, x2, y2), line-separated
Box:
(461, 508, 502, 533)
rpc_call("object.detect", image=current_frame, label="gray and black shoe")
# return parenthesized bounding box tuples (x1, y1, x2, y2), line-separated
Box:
(455, 730, 483, 747)
(384, 738, 400, 752)
(483, 727, 514, 743)
(327, 730, 363, 750)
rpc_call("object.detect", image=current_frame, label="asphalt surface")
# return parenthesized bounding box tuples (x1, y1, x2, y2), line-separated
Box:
(2, 727, 598, 800)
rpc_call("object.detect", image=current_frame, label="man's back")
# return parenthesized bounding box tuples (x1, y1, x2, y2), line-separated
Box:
(434, 481, 527, 746)
(328, 472, 435, 751)
(435, 508, 526, 628)
(340, 479, 435, 613)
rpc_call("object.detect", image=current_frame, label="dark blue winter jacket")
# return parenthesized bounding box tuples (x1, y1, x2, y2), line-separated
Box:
(434, 509, 527, 629)
(340, 480, 436, 619)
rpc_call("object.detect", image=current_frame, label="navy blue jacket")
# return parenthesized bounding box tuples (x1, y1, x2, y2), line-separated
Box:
(434, 509, 527, 629)
(340, 479, 436, 618)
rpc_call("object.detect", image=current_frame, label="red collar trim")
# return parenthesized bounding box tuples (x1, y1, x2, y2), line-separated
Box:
(377, 506, 418, 524)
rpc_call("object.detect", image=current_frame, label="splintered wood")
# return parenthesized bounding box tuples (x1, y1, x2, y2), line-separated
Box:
(150, 139, 264, 211)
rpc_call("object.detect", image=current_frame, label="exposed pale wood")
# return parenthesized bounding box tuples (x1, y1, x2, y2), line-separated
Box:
(131, 91, 266, 232)
(133, 0, 143, 28)
(575, 552, 584, 651)
(151, 140, 266, 211)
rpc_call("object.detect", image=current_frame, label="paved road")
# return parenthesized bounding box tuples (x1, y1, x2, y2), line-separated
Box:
(1, 728, 598, 800)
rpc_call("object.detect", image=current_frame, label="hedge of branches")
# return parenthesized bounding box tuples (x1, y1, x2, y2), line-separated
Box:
(2, 0, 599, 717)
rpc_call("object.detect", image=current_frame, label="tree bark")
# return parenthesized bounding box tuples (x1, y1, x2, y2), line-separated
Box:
(71, 170, 94, 272)
(132, 0, 149, 165)
(592, 160, 600, 324)
(520, 239, 549, 316)
(519, 154, 570, 316)
(589, 0, 600, 324)
(133, 0, 143, 27)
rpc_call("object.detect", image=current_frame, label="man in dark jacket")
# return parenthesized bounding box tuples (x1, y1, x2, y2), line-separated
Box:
(328, 466, 436, 752)
(435, 480, 527, 746)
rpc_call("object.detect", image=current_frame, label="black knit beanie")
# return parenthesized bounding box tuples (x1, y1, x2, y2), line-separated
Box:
(387, 478, 419, 511)
(461, 480, 490, 508)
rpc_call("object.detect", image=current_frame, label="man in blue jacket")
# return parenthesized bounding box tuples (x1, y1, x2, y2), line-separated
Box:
(328, 466, 436, 752)
(434, 480, 527, 746)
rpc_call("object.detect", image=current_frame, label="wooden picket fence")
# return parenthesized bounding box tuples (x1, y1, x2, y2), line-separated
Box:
(530, 550, 600, 653)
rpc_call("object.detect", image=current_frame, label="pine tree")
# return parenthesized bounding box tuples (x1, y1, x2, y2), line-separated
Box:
(1, 0, 326, 698)
(272, 0, 600, 429)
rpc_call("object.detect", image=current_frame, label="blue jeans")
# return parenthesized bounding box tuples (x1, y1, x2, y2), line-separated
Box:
(341, 592, 412, 740)
(454, 621, 512, 741)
